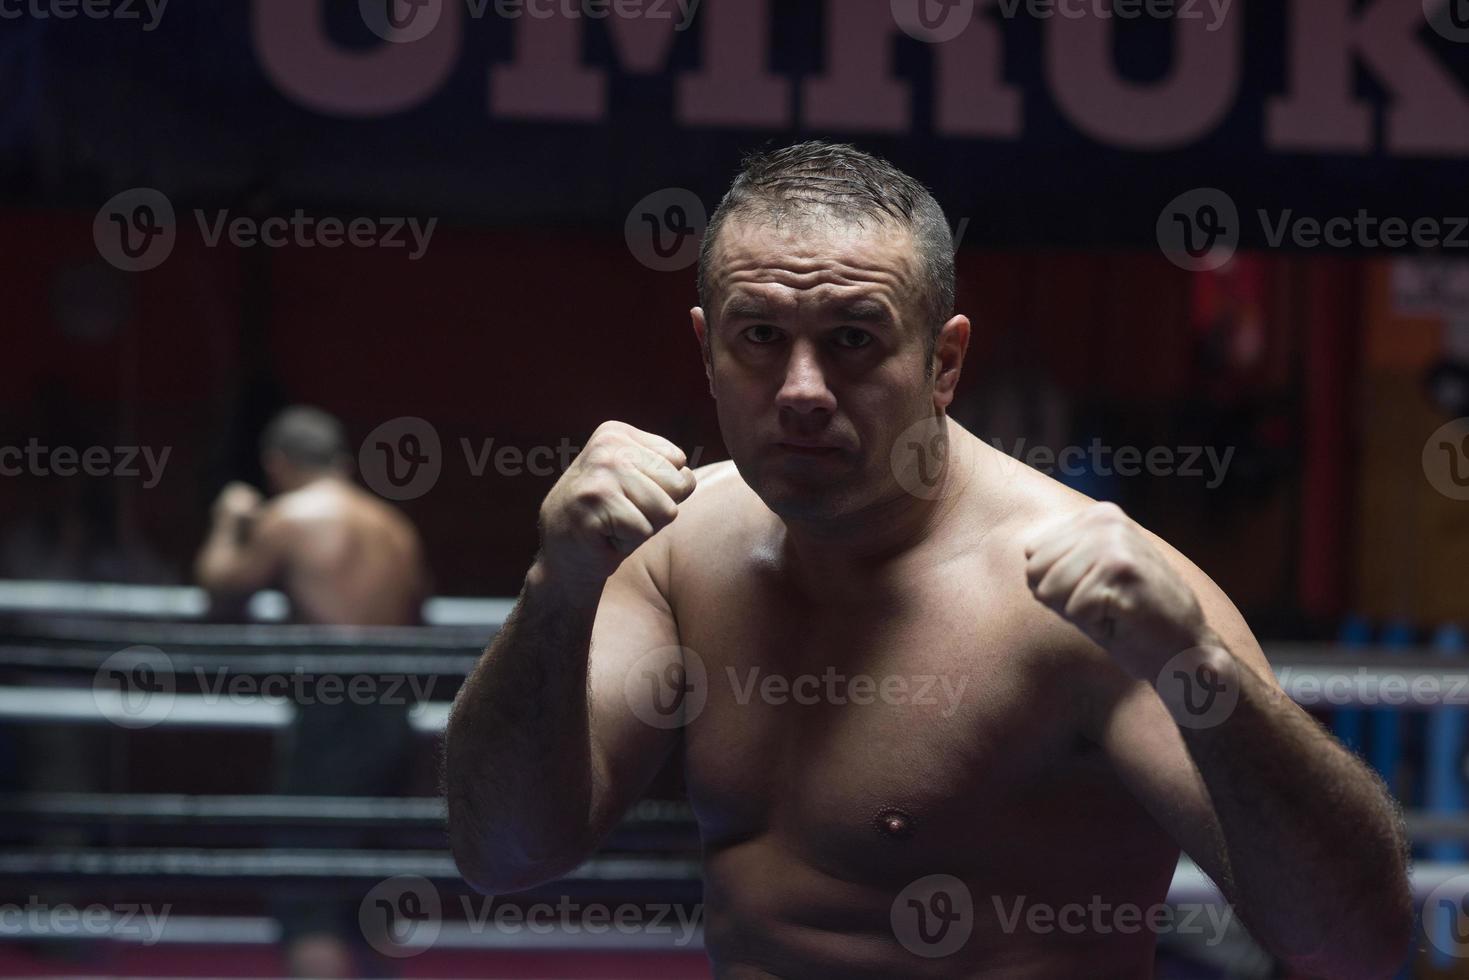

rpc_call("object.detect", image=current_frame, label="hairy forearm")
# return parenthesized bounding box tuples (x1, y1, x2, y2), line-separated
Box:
(1172, 644, 1412, 976)
(443, 561, 603, 892)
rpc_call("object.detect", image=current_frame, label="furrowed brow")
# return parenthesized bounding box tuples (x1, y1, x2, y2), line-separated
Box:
(722, 298, 777, 321)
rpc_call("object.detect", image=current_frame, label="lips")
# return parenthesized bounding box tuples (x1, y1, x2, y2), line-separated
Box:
(776, 442, 842, 455)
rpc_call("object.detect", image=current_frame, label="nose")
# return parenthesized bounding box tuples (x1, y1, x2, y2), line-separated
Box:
(774, 339, 837, 418)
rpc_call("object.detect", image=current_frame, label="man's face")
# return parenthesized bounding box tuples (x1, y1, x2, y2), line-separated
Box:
(694, 213, 947, 522)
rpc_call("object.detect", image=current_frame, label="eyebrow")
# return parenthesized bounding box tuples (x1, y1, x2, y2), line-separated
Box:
(722, 299, 776, 322)
(719, 298, 895, 325)
(826, 300, 893, 325)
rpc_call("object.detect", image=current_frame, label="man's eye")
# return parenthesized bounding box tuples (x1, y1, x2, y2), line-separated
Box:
(745, 325, 781, 344)
(834, 327, 872, 349)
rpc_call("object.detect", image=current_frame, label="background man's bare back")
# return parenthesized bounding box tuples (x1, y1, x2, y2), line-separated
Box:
(267, 479, 425, 626)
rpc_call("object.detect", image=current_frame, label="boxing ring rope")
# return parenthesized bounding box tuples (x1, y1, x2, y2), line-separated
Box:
(0, 914, 704, 951)
(0, 793, 692, 831)
(0, 579, 512, 628)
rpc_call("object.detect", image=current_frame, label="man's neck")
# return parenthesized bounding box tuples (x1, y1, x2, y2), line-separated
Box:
(282, 470, 343, 495)
(773, 419, 979, 597)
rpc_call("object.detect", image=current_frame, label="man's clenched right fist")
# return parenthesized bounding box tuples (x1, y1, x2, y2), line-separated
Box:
(536, 421, 697, 590)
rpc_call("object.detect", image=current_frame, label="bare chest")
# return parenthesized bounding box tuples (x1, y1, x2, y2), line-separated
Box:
(672, 567, 1103, 880)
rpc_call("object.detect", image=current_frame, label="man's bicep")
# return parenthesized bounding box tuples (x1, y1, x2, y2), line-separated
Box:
(1094, 546, 1275, 902)
(585, 550, 683, 839)
(1096, 677, 1231, 888)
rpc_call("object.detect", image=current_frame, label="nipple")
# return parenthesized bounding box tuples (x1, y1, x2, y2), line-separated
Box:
(874, 807, 916, 840)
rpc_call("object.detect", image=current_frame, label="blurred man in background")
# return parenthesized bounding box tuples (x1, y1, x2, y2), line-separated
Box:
(194, 405, 429, 978)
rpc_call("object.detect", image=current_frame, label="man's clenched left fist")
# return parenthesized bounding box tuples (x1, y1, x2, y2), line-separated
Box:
(1023, 502, 1212, 682)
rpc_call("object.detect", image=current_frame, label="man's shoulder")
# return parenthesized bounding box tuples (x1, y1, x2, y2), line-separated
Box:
(668, 458, 758, 545)
(982, 449, 1218, 596)
(263, 480, 415, 545)
(968, 439, 1098, 547)
(632, 458, 758, 590)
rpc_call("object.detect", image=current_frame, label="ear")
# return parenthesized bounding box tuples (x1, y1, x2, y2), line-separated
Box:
(931, 314, 971, 412)
(691, 306, 714, 398)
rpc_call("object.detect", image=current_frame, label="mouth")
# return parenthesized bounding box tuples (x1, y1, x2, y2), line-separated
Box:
(775, 442, 843, 457)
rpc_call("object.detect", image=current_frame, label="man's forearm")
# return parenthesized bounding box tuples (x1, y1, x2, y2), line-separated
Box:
(194, 516, 248, 588)
(443, 561, 603, 891)
(1170, 643, 1412, 975)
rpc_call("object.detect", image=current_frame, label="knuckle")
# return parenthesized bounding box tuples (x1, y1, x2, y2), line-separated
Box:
(585, 443, 624, 472)
(615, 444, 648, 470)
(593, 419, 627, 438)
(570, 479, 613, 510)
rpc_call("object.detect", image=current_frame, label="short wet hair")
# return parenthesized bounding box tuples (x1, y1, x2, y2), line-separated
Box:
(697, 141, 956, 365)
